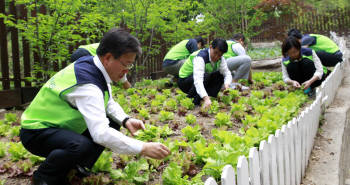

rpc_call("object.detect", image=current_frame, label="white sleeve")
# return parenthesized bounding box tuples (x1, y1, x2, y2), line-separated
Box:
(312, 50, 324, 80)
(106, 84, 129, 123)
(232, 43, 246, 56)
(281, 61, 291, 83)
(193, 56, 208, 98)
(64, 84, 144, 155)
(119, 74, 127, 83)
(219, 57, 232, 85)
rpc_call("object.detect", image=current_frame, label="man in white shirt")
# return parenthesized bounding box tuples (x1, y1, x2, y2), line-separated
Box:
(20, 28, 170, 185)
(224, 33, 253, 89)
(178, 38, 232, 109)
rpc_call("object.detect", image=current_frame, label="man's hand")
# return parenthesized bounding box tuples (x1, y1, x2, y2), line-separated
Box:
(141, 142, 170, 159)
(223, 84, 229, 91)
(202, 96, 212, 110)
(291, 80, 301, 88)
(302, 80, 312, 90)
(125, 118, 145, 136)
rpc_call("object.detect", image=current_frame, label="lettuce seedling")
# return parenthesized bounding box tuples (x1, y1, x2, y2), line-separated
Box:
(180, 98, 195, 110)
(214, 112, 232, 127)
(159, 111, 174, 122)
(185, 114, 196, 125)
(92, 150, 113, 173)
(181, 125, 202, 142)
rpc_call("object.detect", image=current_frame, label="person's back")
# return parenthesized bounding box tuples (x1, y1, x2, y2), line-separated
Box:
(162, 37, 204, 77)
(287, 28, 342, 67)
(224, 33, 253, 86)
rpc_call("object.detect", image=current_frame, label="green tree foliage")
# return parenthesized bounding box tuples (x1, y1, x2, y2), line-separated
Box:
(2, 0, 269, 84)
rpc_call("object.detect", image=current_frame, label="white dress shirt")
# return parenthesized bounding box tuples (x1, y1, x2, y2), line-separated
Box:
(193, 49, 232, 98)
(64, 56, 144, 155)
(282, 50, 324, 83)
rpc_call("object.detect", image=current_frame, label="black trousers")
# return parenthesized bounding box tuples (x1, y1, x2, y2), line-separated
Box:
(20, 119, 120, 184)
(316, 50, 343, 67)
(286, 58, 329, 89)
(70, 48, 92, 63)
(178, 71, 224, 105)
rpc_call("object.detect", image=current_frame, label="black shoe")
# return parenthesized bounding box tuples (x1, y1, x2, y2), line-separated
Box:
(32, 175, 49, 185)
(75, 165, 91, 178)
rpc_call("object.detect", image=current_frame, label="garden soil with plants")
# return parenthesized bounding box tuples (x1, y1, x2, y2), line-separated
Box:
(0, 70, 315, 185)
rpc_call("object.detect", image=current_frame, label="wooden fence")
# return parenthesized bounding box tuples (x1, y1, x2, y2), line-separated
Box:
(1, 1, 350, 108)
(203, 33, 348, 185)
(251, 7, 350, 42)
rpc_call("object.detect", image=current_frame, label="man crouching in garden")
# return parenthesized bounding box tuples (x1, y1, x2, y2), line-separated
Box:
(178, 38, 232, 110)
(20, 28, 170, 185)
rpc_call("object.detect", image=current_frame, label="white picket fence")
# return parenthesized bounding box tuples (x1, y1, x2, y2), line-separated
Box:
(204, 33, 348, 185)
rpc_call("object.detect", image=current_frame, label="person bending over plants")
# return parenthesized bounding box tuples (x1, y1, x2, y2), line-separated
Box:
(20, 28, 170, 185)
(281, 36, 329, 96)
(71, 43, 132, 89)
(162, 36, 205, 78)
(223, 33, 253, 89)
(178, 38, 232, 109)
(288, 28, 343, 67)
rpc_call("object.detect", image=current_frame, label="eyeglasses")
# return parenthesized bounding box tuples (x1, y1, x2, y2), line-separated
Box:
(120, 61, 134, 70)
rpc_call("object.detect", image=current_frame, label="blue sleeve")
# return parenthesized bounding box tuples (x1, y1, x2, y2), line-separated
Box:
(301, 35, 316, 46)
(186, 39, 198, 53)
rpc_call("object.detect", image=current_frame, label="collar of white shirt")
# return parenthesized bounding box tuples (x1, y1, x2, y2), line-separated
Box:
(93, 56, 112, 85)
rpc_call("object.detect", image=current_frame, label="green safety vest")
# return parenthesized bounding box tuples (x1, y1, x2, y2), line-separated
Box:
(79, 43, 100, 56)
(283, 54, 328, 74)
(21, 62, 109, 134)
(164, 40, 191, 61)
(309, 34, 339, 54)
(179, 49, 221, 78)
(223, 40, 238, 59)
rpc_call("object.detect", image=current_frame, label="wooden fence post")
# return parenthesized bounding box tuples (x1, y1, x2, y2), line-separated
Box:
(9, 1, 21, 89)
(0, 0, 10, 90)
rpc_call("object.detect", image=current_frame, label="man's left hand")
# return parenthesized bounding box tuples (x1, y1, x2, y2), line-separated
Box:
(125, 118, 145, 136)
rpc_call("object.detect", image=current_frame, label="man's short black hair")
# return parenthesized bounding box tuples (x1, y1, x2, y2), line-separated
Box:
(282, 36, 301, 58)
(233, 33, 245, 42)
(195, 36, 205, 46)
(211, 38, 228, 53)
(97, 28, 142, 59)
(287, 28, 303, 39)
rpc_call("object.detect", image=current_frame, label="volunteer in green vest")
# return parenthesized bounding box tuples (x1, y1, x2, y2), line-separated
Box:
(281, 36, 329, 96)
(223, 33, 253, 89)
(71, 43, 131, 89)
(20, 28, 170, 185)
(287, 28, 343, 67)
(178, 38, 232, 109)
(162, 36, 205, 77)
